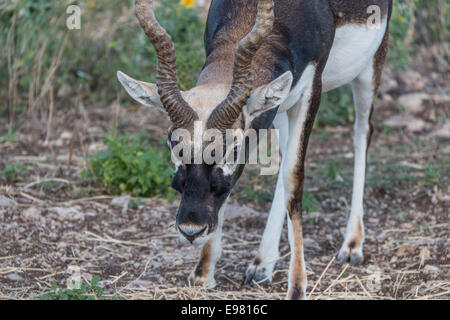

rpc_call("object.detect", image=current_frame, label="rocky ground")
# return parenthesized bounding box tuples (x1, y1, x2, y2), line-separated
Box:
(0, 38, 449, 300)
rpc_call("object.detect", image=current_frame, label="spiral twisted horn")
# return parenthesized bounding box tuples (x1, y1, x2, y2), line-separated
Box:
(207, 0, 275, 131)
(135, 0, 198, 128)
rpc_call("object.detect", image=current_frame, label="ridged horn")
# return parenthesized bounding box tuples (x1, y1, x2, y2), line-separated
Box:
(206, 0, 274, 131)
(135, 0, 198, 128)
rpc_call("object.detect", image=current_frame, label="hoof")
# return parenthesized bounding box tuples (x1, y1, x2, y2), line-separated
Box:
(338, 241, 364, 265)
(244, 261, 273, 285)
(188, 271, 216, 289)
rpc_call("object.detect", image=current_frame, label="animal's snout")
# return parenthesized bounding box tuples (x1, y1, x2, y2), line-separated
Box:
(177, 224, 208, 243)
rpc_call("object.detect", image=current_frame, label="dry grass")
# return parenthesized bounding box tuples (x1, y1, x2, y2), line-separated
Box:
(0, 174, 448, 300)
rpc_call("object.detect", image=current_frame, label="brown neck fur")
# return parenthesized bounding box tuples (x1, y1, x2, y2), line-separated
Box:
(197, 50, 234, 87)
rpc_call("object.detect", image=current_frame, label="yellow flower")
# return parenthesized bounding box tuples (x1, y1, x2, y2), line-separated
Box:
(181, 0, 195, 8)
(88, 0, 96, 10)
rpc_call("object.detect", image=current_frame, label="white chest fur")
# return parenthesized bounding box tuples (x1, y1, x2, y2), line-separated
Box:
(279, 18, 387, 113)
(322, 19, 388, 93)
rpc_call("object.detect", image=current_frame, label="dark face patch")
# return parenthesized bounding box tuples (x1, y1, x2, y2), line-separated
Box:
(172, 164, 232, 233)
(167, 105, 279, 234)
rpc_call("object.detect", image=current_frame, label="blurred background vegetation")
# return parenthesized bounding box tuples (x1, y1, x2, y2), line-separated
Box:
(0, 0, 205, 130)
(0, 0, 448, 200)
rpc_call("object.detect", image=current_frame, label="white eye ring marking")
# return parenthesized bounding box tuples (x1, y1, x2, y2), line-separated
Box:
(218, 142, 243, 176)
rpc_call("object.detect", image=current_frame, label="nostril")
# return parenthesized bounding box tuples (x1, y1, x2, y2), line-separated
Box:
(178, 224, 207, 243)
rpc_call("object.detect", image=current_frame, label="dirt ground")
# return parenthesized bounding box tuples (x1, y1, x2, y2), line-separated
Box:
(1, 38, 449, 300)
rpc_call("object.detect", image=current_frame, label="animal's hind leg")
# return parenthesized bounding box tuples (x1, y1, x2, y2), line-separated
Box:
(337, 64, 373, 265)
(338, 34, 388, 264)
(338, 28, 389, 265)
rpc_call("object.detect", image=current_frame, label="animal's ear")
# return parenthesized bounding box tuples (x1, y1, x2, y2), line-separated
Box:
(117, 71, 164, 111)
(244, 71, 293, 123)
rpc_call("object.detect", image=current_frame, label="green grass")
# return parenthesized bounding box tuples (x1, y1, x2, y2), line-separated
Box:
(317, 86, 355, 127)
(305, 149, 449, 192)
(1, 0, 447, 203)
(0, 162, 28, 182)
(0, 0, 205, 117)
(1, 0, 444, 128)
(235, 167, 321, 214)
(0, 129, 21, 143)
(39, 275, 106, 300)
(315, 0, 448, 127)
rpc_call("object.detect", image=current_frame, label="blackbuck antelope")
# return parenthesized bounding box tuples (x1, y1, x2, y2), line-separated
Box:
(118, 0, 393, 299)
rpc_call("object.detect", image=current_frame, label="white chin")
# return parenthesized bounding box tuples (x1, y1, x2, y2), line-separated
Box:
(178, 233, 210, 247)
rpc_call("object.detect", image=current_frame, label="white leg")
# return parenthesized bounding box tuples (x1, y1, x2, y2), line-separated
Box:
(245, 112, 289, 284)
(188, 203, 225, 288)
(338, 62, 375, 265)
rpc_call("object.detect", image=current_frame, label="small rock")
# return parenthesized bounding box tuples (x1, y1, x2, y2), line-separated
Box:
(395, 245, 417, 257)
(423, 265, 440, 274)
(224, 203, 259, 220)
(111, 195, 131, 214)
(303, 238, 321, 250)
(130, 280, 151, 288)
(398, 93, 429, 114)
(384, 115, 427, 132)
(7, 273, 24, 281)
(430, 120, 450, 139)
(401, 222, 413, 229)
(0, 196, 16, 208)
(51, 206, 84, 221)
(60, 131, 72, 140)
(400, 70, 425, 91)
(22, 207, 41, 221)
(88, 142, 107, 154)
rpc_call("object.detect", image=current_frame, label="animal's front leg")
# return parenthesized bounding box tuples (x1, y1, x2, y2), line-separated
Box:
(245, 163, 286, 284)
(188, 206, 224, 288)
(283, 65, 322, 300)
(245, 113, 289, 285)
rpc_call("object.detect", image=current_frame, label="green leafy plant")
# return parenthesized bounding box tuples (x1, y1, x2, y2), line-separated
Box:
(237, 185, 274, 205)
(302, 191, 321, 214)
(414, 0, 449, 45)
(423, 165, 440, 187)
(39, 275, 104, 300)
(0, 162, 28, 182)
(84, 133, 175, 199)
(388, 1, 416, 68)
(0, 129, 21, 143)
(317, 86, 354, 127)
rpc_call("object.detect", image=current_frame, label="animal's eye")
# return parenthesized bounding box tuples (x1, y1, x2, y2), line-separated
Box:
(171, 166, 186, 193)
(210, 169, 221, 193)
(210, 180, 218, 193)
(210, 168, 230, 196)
(233, 145, 240, 162)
